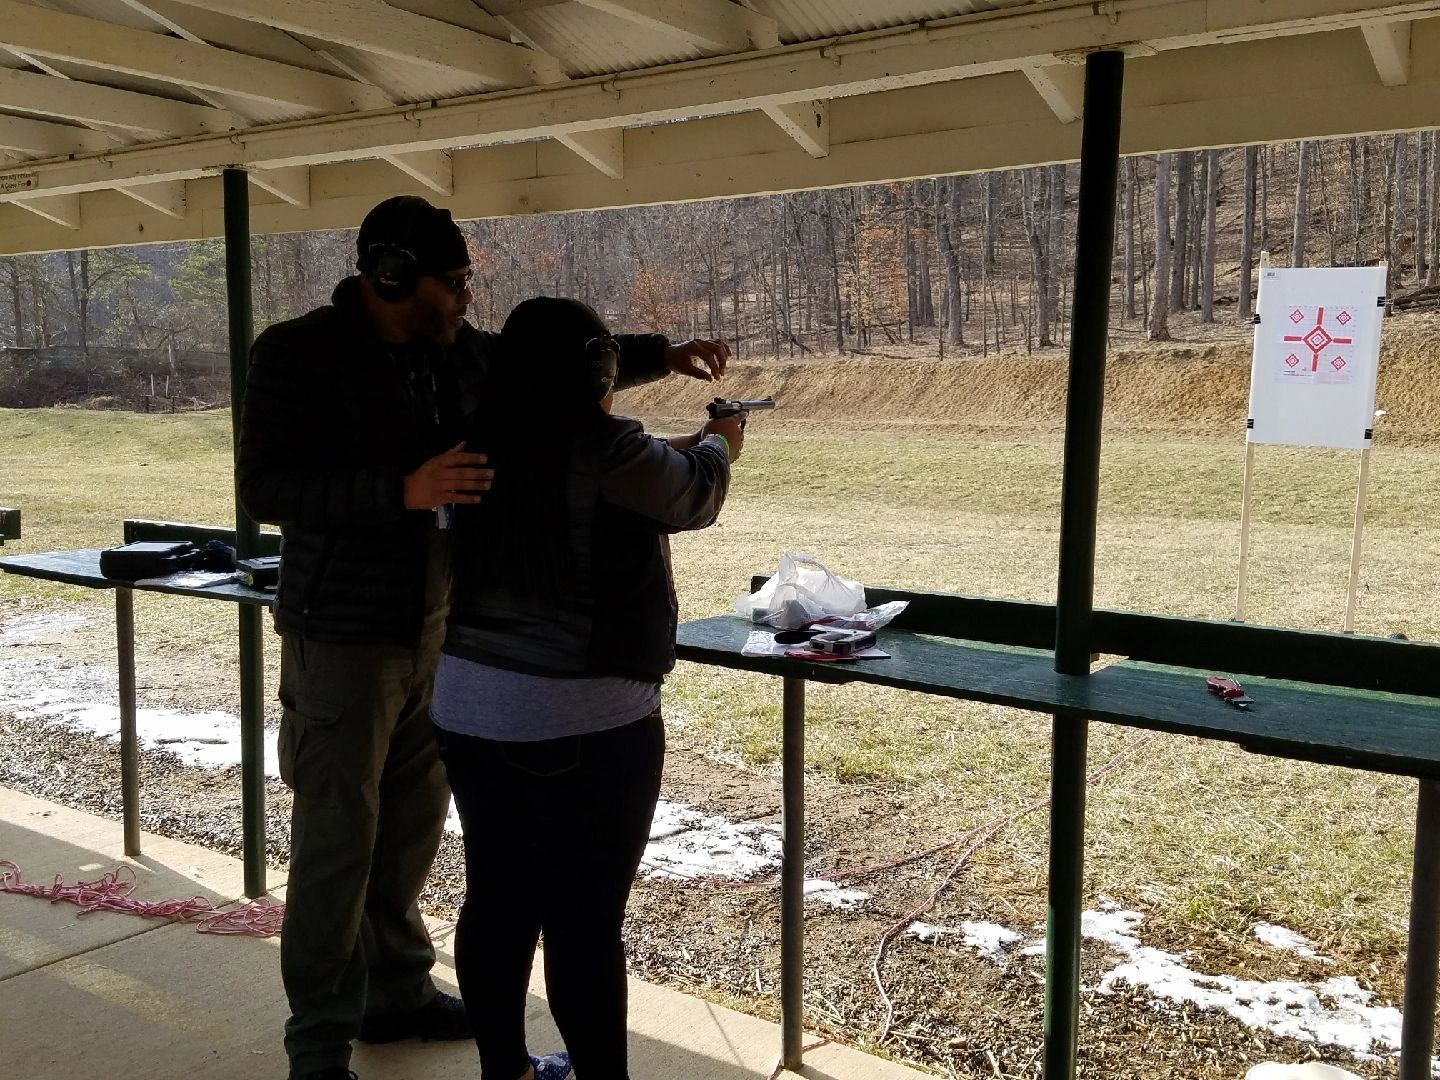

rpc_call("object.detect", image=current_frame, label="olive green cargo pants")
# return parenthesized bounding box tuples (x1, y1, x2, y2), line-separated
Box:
(277, 630, 450, 1075)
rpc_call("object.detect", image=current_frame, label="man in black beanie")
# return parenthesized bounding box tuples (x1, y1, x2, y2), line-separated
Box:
(237, 195, 729, 1080)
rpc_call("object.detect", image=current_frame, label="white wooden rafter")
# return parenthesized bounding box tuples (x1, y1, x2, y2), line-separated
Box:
(0, 0, 391, 112)
(116, 0, 337, 70)
(5, 50, 69, 80)
(0, 0, 1439, 218)
(0, 114, 118, 155)
(556, 128, 624, 178)
(383, 0, 523, 42)
(119, 179, 187, 218)
(0, 68, 236, 136)
(160, 0, 565, 87)
(11, 0, 1439, 200)
(760, 99, 828, 157)
(1023, 63, 1085, 124)
(301, 47, 460, 198)
(14, 193, 79, 228)
(9, 25, 1440, 257)
(573, 0, 779, 52)
(249, 166, 311, 207)
(1362, 19, 1413, 85)
(383, 150, 454, 194)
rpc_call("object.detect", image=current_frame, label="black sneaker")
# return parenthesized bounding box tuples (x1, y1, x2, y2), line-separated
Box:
(357, 991, 472, 1043)
(288, 1070, 357, 1080)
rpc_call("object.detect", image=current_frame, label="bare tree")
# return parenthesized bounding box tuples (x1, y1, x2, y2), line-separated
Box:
(1171, 151, 1192, 309)
(936, 176, 965, 348)
(1348, 139, 1365, 265)
(1418, 132, 1430, 285)
(1430, 130, 1440, 286)
(1292, 140, 1311, 267)
(1388, 133, 1407, 292)
(1122, 158, 1138, 320)
(1021, 169, 1055, 347)
(1150, 154, 1173, 341)
(0, 259, 24, 347)
(1201, 150, 1220, 322)
(1239, 146, 1259, 323)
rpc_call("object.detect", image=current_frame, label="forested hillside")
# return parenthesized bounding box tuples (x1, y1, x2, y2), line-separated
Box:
(1, 132, 1437, 407)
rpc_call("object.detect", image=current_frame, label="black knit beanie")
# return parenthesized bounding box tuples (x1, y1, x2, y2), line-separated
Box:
(355, 195, 469, 275)
(500, 296, 613, 404)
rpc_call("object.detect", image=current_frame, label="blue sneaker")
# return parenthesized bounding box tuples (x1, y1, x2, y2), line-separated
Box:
(530, 1051, 573, 1080)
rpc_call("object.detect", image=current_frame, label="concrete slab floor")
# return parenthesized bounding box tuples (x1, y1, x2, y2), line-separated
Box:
(0, 785, 931, 1079)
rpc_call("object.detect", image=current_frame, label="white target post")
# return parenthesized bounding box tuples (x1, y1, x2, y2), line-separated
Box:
(1235, 265, 1386, 631)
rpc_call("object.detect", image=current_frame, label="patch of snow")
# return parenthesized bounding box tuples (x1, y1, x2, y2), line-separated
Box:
(642, 799, 783, 882)
(803, 878, 871, 910)
(0, 639, 280, 776)
(0, 630, 802, 893)
(1246, 1063, 1365, 1080)
(0, 611, 90, 645)
(1088, 908, 1421, 1065)
(961, 920, 1024, 960)
(1254, 922, 1330, 962)
(907, 920, 949, 943)
(908, 919, 1028, 961)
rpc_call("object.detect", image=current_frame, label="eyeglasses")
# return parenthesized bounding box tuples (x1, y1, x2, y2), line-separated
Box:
(429, 269, 474, 295)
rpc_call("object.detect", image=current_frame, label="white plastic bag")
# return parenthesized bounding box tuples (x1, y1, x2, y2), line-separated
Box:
(734, 552, 867, 629)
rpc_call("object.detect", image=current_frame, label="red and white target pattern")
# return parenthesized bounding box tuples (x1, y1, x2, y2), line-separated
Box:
(1276, 306, 1357, 384)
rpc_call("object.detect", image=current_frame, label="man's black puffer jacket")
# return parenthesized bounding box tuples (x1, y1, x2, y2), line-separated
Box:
(236, 277, 670, 645)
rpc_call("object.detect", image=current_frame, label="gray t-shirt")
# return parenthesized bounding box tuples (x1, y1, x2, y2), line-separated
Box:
(431, 651, 661, 742)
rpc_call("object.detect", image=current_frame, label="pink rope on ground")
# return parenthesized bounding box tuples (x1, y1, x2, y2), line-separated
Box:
(0, 860, 283, 937)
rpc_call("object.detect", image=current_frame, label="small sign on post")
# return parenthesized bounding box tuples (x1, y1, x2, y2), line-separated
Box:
(1248, 266, 1385, 451)
(1236, 265, 1386, 631)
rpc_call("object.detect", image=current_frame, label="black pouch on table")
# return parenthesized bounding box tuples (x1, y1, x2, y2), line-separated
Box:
(99, 540, 200, 581)
(236, 555, 280, 589)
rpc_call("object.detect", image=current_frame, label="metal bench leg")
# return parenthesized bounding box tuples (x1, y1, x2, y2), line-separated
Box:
(238, 604, 266, 898)
(1043, 715, 1088, 1080)
(1401, 778, 1440, 1079)
(781, 675, 806, 1071)
(115, 587, 141, 856)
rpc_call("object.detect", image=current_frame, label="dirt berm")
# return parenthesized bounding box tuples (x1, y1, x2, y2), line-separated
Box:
(622, 312, 1440, 443)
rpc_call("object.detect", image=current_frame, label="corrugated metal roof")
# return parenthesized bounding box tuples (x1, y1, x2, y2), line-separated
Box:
(0, 0, 1437, 252)
(292, 38, 494, 104)
(506, 5, 706, 79)
(43, 0, 161, 33)
(760, 0, 979, 42)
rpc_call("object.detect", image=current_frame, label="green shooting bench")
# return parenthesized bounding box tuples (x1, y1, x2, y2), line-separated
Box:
(0, 518, 281, 895)
(676, 580, 1440, 1075)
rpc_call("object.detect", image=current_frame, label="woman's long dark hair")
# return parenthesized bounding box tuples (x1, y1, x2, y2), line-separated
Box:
(461, 297, 610, 604)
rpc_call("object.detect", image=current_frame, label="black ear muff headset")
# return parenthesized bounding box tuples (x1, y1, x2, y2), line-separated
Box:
(361, 199, 432, 303)
(583, 336, 620, 401)
(364, 242, 419, 303)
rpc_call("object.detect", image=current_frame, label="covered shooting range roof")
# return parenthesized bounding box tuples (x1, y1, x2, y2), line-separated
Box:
(0, 0, 1434, 253)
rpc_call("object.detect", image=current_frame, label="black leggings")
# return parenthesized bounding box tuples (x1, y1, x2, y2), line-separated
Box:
(437, 713, 664, 1080)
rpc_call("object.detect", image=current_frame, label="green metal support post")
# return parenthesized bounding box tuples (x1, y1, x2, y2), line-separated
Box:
(1045, 49, 1124, 1080)
(1400, 779, 1440, 1078)
(116, 587, 140, 855)
(780, 675, 806, 1069)
(224, 167, 267, 899)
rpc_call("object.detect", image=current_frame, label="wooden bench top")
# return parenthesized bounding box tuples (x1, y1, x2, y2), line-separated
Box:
(675, 616, 1440, 781)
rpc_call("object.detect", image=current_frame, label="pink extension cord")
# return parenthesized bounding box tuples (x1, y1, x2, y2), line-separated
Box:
(0, 859, 283, 936)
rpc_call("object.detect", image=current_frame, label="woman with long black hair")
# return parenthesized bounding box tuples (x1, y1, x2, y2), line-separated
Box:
(433, 296, 743, 1080)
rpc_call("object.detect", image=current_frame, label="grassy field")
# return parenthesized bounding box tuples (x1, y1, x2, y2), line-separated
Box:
(1, 404, 1433, 974)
